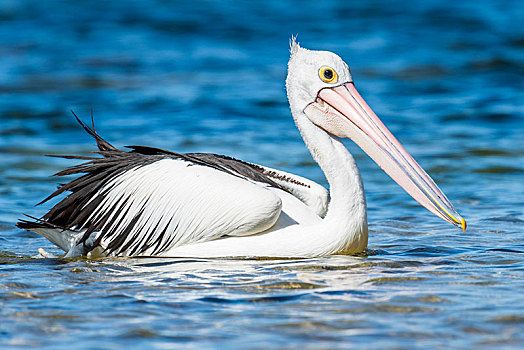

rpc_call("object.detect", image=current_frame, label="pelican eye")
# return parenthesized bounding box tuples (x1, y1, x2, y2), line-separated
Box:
(319, 66, 338, 83)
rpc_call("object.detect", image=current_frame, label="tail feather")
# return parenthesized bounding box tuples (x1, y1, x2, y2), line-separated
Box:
(17, 111, 118, 256)
(17, 219, 79, 252)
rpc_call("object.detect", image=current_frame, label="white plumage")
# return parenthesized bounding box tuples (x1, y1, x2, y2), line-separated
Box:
(19, 39, 465, 258)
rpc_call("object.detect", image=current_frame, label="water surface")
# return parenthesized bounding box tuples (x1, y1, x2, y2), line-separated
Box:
(1, 0, 523, 348)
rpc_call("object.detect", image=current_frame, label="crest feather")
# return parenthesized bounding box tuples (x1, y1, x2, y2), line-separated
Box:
(290, 35, 300, 56)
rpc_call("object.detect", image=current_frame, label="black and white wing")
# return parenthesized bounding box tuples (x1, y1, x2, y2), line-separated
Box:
(18, 116, 327, 257)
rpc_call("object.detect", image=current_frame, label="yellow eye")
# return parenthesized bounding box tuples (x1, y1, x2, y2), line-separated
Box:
(318, 66, 338, 83)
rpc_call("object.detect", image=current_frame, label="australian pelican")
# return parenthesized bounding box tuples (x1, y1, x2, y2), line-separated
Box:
(18, 40, 466, 258)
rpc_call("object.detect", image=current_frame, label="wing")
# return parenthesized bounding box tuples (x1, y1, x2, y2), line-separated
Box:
(18, 115, 326, 257)
(20, 151, 288, 256)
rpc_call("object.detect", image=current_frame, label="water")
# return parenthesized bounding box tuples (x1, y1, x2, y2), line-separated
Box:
(1, 0, 523, 348)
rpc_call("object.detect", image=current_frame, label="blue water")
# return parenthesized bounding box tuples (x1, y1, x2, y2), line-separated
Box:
(1, 0, 523, 348)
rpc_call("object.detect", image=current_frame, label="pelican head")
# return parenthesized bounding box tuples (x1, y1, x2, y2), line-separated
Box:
(286, 39, 466, 231)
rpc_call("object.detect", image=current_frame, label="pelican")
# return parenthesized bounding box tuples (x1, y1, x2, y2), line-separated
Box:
(18, 39, 466, 258)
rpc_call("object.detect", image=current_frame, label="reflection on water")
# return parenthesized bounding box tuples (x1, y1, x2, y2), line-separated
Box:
(1, 0, 523, 348)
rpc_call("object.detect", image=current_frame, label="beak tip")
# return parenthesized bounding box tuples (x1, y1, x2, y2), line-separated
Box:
(460, 217, 467, 232)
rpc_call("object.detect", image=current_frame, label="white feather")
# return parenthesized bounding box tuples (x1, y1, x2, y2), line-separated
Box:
(83, 158, 300, 255)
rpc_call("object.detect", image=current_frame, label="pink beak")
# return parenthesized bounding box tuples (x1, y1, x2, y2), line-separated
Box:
(305, 82, 466, 230)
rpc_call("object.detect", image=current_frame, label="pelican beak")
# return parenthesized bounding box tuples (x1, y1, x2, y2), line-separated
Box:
(304, 82, 466, 231)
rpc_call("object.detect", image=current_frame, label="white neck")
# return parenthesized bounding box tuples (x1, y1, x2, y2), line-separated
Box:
(293, 109, 369, 254)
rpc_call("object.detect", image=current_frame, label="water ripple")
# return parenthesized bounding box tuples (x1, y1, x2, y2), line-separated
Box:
(1, 0, 524, 348)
